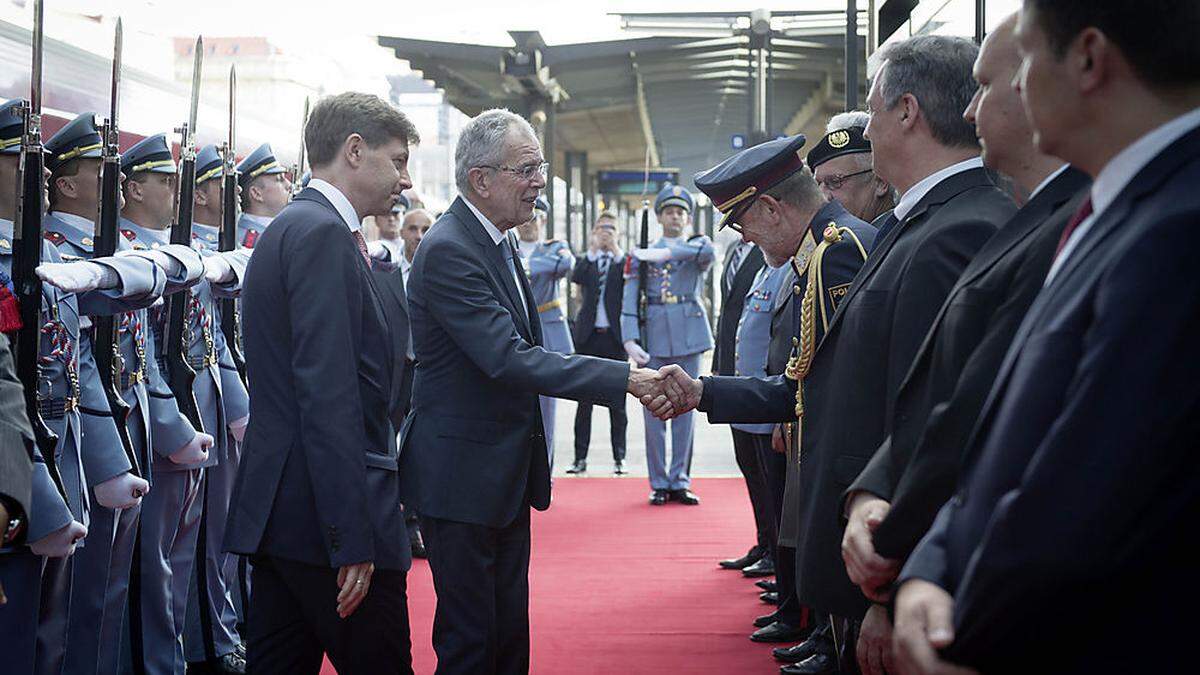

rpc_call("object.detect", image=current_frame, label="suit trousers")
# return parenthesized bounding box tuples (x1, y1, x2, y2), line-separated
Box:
(0, 550, 43, 674)
(572, 329, 628, 463)
(643, 353, 701, 490)
(244, 555, 412, 675)
(185, 437, 242, 663)
(753, 432, 804, 626)
(729, 429, 774, 553)
(421, 509, 531, 675)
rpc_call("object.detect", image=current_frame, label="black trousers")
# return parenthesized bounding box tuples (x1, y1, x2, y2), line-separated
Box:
(573, 328, 627, 462)
(730, 428, 774, 553)
(753, 430, 805, 625)
(421, 509, 532, 675)
(244, 555, 412, 675)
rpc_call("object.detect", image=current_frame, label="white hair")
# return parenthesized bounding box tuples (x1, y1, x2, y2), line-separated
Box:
(826, 110, 871, 133)
(454, 108, 538, 195)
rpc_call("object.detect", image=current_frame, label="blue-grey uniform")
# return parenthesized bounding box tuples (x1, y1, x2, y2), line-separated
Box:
(730, 264, 789, 435)
(517, 197, 575, 465)
(621, 184, 715, 492)
(121, 213, 245, 672)
(234, 143, 285, 249)
(183, 143, 253, 667)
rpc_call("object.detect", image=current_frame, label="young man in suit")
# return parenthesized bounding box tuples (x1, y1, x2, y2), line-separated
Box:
(892, 2, 1200, 673)
(569, 212, 631, 475)
(225, 92, 418, 674)
(838, 16, 1090, 674)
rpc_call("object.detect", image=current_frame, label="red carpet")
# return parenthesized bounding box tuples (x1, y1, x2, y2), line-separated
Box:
(322, 477, 776, 673)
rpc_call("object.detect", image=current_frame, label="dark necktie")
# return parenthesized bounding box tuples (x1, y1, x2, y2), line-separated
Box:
(875, 212, 900, 241)
(598, 253, 610, 277)
(352, 230, 373, 270)
(1053, 197, 1094, 262)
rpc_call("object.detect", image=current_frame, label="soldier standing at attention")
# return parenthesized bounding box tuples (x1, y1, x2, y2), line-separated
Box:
(235, 143, 290, 248)
(515, 197, 575, 467)
(622, 184, 714, 505)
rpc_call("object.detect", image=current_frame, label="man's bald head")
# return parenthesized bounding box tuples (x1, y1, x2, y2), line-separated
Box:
(400, 207, 433, 259)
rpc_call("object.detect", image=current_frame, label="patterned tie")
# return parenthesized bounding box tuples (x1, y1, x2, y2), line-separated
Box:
(352, 230, 373, 270)
(1053, 197, 1094, 262)
(598, 253, 610, 277)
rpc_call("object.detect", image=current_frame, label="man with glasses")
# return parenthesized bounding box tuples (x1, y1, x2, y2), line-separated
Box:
(808, 113, 896, 226)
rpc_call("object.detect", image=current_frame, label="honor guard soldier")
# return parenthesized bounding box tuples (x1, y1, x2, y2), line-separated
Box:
(235, 143, 290, 248)
(693, 134, 878, 664)
(621, 184, 714, 505)
(185, 142, 252, 674)
(515, 196, 575, 465)
(120, 137, 248, 675)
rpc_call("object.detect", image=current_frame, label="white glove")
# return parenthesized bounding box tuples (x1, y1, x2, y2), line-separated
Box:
(202, 254, 235, 284)
(366, 240, 392, 261)
(623, 340, 650, 367)
(170, 431, 214, 465)
(93, 471, 150, 510)
(632, 248, 671, 263)
(36, 261, 119, 293)
(29, 520, 87, 558)
(228, 415, 249, 443)
(118, 248, 183, 277)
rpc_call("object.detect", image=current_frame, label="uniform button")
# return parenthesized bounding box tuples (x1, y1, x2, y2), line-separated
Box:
(793, 285, 802, 295)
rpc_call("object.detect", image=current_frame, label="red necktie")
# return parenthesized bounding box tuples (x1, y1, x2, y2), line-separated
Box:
(1053, 197, 1093, 262)
(352, 230, 373, 270)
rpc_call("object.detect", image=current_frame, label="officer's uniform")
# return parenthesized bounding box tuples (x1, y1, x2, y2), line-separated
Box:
(235, 143, 286, 248)
(517, 197, 575, 465)
(621, 185, 714, 495)
(0, 108, 169, 675)
(183, 144, 253, 670)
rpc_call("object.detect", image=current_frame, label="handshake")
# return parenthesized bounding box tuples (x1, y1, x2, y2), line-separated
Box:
(626, 365, 703, 421)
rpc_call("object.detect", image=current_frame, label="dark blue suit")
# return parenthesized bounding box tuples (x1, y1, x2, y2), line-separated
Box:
(400, 196, 628, 674)
(225, 186, 411, 674)
(902, 124, 1200, 673)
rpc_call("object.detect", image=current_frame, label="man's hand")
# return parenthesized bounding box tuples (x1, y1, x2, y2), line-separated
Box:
(93, 471, 150, 510)
(202, 254, 235, 284)
(336, 561, 375, 619)
(229, 415, 249, 443)
(858, 603, 896, 675)
(29, 520, 87, 558)
(366, 240, 392, 262)
(842, 492, 901, 602)
(772, 424, 788, 454)
(36, 262, 118, 293)
(656, 364, 702, 417)
(893, 579, 978, 675)
(169, 432, 215, 465)
(623, 340, 650, 367)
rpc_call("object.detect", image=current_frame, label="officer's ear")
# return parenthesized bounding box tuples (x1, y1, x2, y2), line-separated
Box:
(468, 166, 491, 198)
(756, 194, 783, 224)
(53, 173, 78, 200)
(342, 133, 368, 169)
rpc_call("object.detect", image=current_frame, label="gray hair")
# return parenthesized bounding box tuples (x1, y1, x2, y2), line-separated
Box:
(454, 108, 538, 194)
(765, 166, 825, 212)
(402, 207, 433, 226)
(869, 35, 980, 149)
(826, 110, 871, 134)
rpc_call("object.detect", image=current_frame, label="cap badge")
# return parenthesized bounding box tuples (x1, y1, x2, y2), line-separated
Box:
(828, 130, 851, 149)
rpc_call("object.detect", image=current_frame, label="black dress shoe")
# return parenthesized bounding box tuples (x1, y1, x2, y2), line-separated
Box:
(779, 652, 837, 674)
(759, 591, 779, 604)
(669, 488, 700, 505)
(613, 460, 627, 475)
(751, 621, 806, 643)
(756, 579, 777, 591)
(753, 612, 779, 628)
(719, 546, 764, 570)
(649, 489, 669, 505)
(772, 631, 834, 663)
(742, 555, 775, 577)
(565, 459, 587, 474)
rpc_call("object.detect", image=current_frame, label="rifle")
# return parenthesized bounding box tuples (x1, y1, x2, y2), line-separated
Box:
(163, 36, 204, 432)
(92, 18, 140, 477)
(636, 200, 650, 348)
(11, 0, 65, 498)
(219, 64, 245, 383)
(291, 97, 309, 197)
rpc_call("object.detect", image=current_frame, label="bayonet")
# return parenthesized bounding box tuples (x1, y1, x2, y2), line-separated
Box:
(219, 64, 245, 383)
(292, 97, 309, 196)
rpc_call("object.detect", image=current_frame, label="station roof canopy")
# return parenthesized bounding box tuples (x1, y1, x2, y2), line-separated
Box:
(378, 7, 867, 191)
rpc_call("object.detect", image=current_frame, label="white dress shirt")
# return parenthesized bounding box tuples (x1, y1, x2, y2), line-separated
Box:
(307, 178, 362, 233)
(463, 197, 529, 315)
(893, 156, 985, 223)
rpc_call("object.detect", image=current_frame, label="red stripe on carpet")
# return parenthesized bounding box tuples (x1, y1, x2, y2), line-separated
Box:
(322, 477, 775, 674)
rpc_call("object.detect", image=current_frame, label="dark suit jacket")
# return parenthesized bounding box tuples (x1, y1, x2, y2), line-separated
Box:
(700, 168, 1015, 618)
(399, 197, 629, 529)
(0, 332, 33, 540)
(569, 252, 626, 353)
(372, 265, 412, 429)
(902, 125, 1200, 673)
(847, 167, 1091, 560)
(712, 242, 765, 375)
(225, 187, 407, 571)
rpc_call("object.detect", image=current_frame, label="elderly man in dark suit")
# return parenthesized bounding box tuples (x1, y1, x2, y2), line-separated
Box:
(892, 2, 1200, 673)
(225, 92, 418, 675)
(400, 108, 667, 675)
(837, 16, 1090, 674)
(658, 35, 1016, 675)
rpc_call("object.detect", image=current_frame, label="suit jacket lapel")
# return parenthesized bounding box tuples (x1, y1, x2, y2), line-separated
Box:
(510, 244, 541, 345)
(449, 198, 534, 339)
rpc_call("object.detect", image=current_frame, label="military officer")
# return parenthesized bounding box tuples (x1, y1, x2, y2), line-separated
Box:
(184, 143, 253, 674)
(120, 137, 247, 675)
(235, 143, 290, 248)
(515, 196, 575, 466)
(807, 117, 896, 225)
(621, 184, 714, 505)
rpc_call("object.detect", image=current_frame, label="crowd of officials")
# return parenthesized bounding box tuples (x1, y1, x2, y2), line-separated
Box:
(2, 0, 1199, 673)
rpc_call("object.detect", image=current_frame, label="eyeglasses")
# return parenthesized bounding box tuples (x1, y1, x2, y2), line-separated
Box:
(477, 161, 549, 182)
(815, 168, 873, 191)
